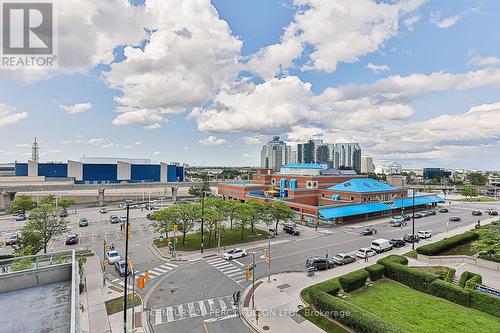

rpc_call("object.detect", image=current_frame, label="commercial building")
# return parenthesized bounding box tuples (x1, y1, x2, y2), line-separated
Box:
(361, 156, 375, 173)
(260, 136, 291, 172)
(0, 163, 15, 176)
(217, 164, 443, 225)
(14, 159, 184, 184)
(423, 168, 452, 180)
(333, 143, 361, 173)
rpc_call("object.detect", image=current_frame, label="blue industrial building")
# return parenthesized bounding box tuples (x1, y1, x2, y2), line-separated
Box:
(15, 160, 184, 184)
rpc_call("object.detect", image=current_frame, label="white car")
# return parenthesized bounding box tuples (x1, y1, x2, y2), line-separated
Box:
(106, 250, 121, 264)
(222, 248, 247, 260)
(120, 216, 127, 223)
(354, 248, 376, 259)
(417, 230, 432, 239)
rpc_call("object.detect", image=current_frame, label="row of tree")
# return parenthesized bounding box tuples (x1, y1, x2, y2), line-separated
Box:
(10, 194, 76, 212)
(151, 198, 294, 246)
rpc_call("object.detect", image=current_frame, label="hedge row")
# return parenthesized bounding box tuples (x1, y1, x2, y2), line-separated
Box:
(302, 277, 341, 304)
(339, 269, 369, 292)
(416, 231, 479, 256)
(459, 271, 482, 288)
(465, 275, 482, 290)
(365, 264, 385, 281)
(444, 268, 456, 283)
(469, 289, 500, 317)
(377, 255, 437, 293)
(428, 279, 470, 306)
(309, 288, 404, 333)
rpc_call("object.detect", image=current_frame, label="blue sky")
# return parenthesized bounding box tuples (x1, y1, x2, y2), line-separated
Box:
(0, 0, 499, 170)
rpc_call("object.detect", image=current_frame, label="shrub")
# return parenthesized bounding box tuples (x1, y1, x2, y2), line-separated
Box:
(377, 255, 436, 292)
(469, 289, 500, 317)
(302, 278, 340, 304)
(444, 268, 456, 283)
(339, 269, 369, 292)
(428, 279, 470, 306)
(365, 264, 385, 281)
(458, 271, 482, 288)
(465, 275, 482, 290)
(416, 231, 479, 256)
(309, 288, 404, 333)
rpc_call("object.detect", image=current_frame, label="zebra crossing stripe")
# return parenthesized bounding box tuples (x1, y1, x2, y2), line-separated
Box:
(218, 298, 227, 311)
(227, 271, 244, 278)
(198, 300, 207, 316)
(177, 304, 184, 318)
(161, 263, 178, 269)
(188, 302, 196, 317)
(166, 307, 174, 322)
(152, 267, 168, 274)
(221, 267, 241, 275)
(207, 299, 215, 313)
(232, 259, 244, 267)
(206, 258, 223, 263)
(155, 309, 162, 325)
(211, 262, 233, 268)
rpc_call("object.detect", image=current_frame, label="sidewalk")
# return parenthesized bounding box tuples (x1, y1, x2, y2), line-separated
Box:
(241, 217, 498, 333)
(83, 255, 111, 333)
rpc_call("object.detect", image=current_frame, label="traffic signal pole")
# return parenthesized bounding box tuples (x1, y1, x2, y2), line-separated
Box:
(123, 204, 130, 333)
(267, 235, 271, 283)
(252, 252, 255, 310)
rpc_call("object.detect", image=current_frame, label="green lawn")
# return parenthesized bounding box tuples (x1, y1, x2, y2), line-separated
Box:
(346, 280, 500, 333)
(105, 293, 141, 315)
(416, 266, 452, 279)
(403, 250, 417, 259)
(454, 197, 498, 202)
(298, 307, 348, 333)
(440, 241, 477, 256)
(154, 228, 270, 251)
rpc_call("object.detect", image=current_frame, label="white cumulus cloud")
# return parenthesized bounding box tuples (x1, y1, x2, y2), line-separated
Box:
(59, 102, 92, 114)
(198, 136, 227, 145)
(0, 103, 28, 127)
(365, 63, 390, 74)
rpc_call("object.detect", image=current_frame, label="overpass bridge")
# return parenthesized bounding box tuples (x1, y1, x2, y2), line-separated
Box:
(0, 181, 221, 210)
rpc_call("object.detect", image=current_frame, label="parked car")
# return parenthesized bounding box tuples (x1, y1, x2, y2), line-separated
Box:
(5, 233, 18, 245)
(120, 216, 127, 223)
(283, 224, 300, 236)
(146, 213, 155, 220)
(15, 214, 27, 221)
(13, 210, 25, 216)
(360, 228, 377, 236)
(390, 217, 404, 225)
(222, 248, 247, 260)
(449, 216, 461, 222)
(106, 250, 121, 264)
(65, 234, 79, 245)
(414, 212, 425, 218)
(389, 238, 406, 248)
(306, 256, 335, 270)
(79, 218, 89, 227)
(354, 248, 376, 259)
(489, 210, 499, 216)
(438, 208, 449, 213)
(110, 215, 120, 224)
(417, 230, 432, 239)
(390, 220, 407, 227)
(472, 210, 482, 216)
(370, 239, 393, 253)
(59, 209, 68, 218)
(332, 253, 356, 265)
(145, 203, 157, 210)
(99, 208, 108, 214)
(403, 234, 420, 243)
(115, 260, 130, 276)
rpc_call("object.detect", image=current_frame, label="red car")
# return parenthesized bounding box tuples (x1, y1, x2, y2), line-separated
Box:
(5, 234, 18, 245)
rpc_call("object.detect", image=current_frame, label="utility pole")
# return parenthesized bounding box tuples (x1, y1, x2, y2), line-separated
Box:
(412, 189, 415, 251)
(201, 191, 205, 254)
(217, 221, 221, 253)
(267, 235, 271, 283)
(252, 251, 256, 310)
(123, 204, 130, 333)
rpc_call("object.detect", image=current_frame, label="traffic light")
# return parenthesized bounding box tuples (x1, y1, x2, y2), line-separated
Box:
(173, 224, 178, 232)
(104, 259, 108, 268)
(216, 221, 221, 229)
(255, 310, 260, 321)
(145, 271, 150, 283)
(104, 243, 108, 252)
(264, 247, 268, 257)
(137, 276, 145, 289)
(128, 259, 133, 271)
(127, 228, 131, 240)
(245, 268, 250, 281)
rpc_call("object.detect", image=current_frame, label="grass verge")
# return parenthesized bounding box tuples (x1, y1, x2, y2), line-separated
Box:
(298, 307, 349, 333)
(153, 228, 270, 251)
(454, 197, 498, 202)
(345, 279, 500, 332)
(403, 250, 417, 259)
(105, 293, 142, 315)
(439, 242, 477, 256)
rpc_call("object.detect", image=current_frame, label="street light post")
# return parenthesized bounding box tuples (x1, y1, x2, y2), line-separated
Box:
(123, 204, 130, 333)
(200, 191, 205, 254)
(412, 189, 415, 251)
(267, 235, 271, 283)
(251, 251, 256, 310)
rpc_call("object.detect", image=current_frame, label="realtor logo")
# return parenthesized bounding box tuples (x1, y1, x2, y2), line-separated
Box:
(1, 0, 57, 67)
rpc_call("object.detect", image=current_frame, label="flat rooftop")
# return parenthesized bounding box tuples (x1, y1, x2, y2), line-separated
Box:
(0, 281, 71, 333)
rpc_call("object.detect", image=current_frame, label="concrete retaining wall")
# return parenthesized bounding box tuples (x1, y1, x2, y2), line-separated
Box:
(0, 263, 72, 293)
(417, 254, 500, 271)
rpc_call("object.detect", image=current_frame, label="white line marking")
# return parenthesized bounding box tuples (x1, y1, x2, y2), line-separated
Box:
(161, 263, 178, 269)
(166, 307, 174, 322)
(218, 298, 227, 311)
(232, 259, 244, 267)
(152, 267, 168, 274)
(206, 258, 224, 264)
(204, 313, 238, 323)
(207, 299, 215, 313)
(177, 304, 185, 320)
(227, 271, 245, 278)
(221, 267, 241, 275)
(187, 302, 197, 317)
(198, 300, 207, 316)
(155, 309, 162, 325)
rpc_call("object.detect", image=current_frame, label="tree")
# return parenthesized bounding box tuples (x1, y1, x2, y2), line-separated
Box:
(40, 194, 57, 206)
(189, 173, 211, 197)
(460, 186, 478, 199)
(220, 200, 241, 230)
(175, 203, 199, 245)
(472, 224, 500, 257)
(466, 172, 488, 186)
(10, 194, 35, 212)
(247, 199, 267, 234)
(151, 206, 180, 237)
(58, 198, 76, 210)
(268, 201, 294, 235)
(16, 204, 68, 254)
(235, 204, 254, 240)
(203, 206, 223, 248)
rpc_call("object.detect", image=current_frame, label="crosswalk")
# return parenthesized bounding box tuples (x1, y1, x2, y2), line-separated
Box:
(151, 295, 238, 325)
(109, 261, 179, 289)
(206, 257, 248, 285)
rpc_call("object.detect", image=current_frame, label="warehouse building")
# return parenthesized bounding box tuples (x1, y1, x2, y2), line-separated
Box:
(14, 160, 184, 184)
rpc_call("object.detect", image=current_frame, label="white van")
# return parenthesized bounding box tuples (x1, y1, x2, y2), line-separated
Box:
(370, 239, 392, 253)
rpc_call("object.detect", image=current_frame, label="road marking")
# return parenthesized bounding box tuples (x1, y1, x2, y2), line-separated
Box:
(155, 309, 162, 325)
(160, 262, 178, 269)
(166, 307, 174, 322)
(227, 271, 245, 278)
(211, 262, 233, 268)
(207, 299, 215, 313)
(232, 259, 244, 267)
(198, 300, 207, 316)
(177, 304, 184, 319)
(218, 298, 227, 311)
(204, 313, 238, 323)
(152, 267, 168, 274)
(221, 267, 241, 275)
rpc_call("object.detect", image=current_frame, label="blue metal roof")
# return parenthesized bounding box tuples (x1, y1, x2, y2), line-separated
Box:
(392, 195, 444, 208)
(326, 178, 398, 193)
(281, 164, 324, 169)
(319, 202, 393, 219)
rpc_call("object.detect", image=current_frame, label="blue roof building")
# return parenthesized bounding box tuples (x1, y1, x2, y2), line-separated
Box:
(326, 178, 400, 193)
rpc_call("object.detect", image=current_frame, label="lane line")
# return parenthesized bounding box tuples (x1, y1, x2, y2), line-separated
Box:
(198, 300, 207, 316)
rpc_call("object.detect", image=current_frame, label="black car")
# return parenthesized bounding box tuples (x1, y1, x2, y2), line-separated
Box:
(65, 234, 79, 245)
(403, 234, 419, 243)
(472, 210, 482, 216)
(490, 210, 499, 216)
(110, 215, 120, 224)
(449, 216, 461, 222)
(59, 209, 68, 218)
(390, 239, 406, 247)
(15, 214, 27, 221)
(306, 256, 334, 270)
(115, 260, 130, 276)
(438, 208, 448, 213)
(79, 218, 89, 227)
(13, 210, 25, 216)
(146, 213, 155, 220)
(283, 224, 300, 236)
(361, 228, 377, 236)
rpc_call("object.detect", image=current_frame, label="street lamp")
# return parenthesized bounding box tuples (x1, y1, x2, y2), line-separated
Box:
(123, 204, 130, 333)
(200, 190, 205, 254)
(412, 189, 415, 251)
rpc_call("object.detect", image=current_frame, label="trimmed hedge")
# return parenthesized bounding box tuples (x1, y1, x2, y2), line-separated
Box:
(339, 269, 369, 292)
(365, 264, 385, 281)
(416, 231, 479, 256)
(377, 255, 437, 293)
(459, 271, 482, 288)
(302, 278, 340, 304)
(465, 275, 482, 290)
(309, 288, 404, 333)
(444, 268, 456, 283)
(469, 289, 500, 317)
(428, 279, 470, 306)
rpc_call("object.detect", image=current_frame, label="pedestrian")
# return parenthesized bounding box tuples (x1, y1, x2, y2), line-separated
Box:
(364, 252, 369, 263)
(120, 222, 123, 231)
(400, 223, 403, 230)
